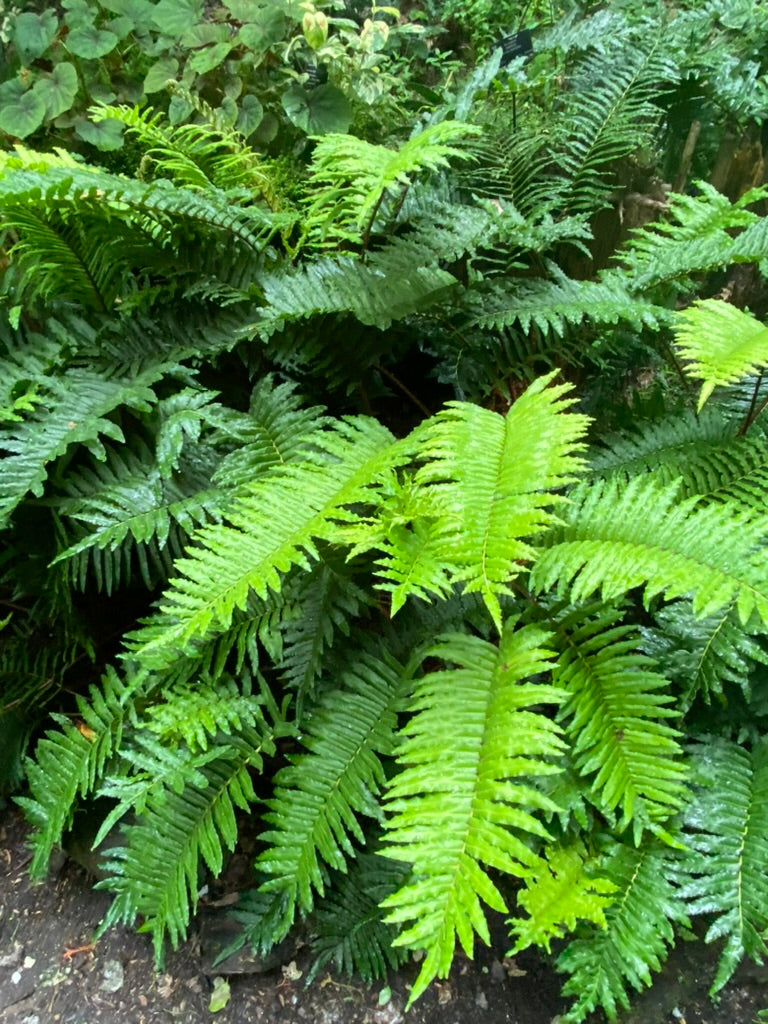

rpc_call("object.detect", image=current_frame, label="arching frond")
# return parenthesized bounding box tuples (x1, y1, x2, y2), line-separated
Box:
(16, 668, 146, 877)
(0, 367, 163, 529)
(133, 417, 408, 663)
(642, 601, 768, 709)
(507, 840, 617, 955)
(257, 650, 407, 931)
(531, 477, 768, 624)
(413, 372, 590, 628)
(674, 299, 768, 410)
(557, 841, 688, 1022)
(552, 605, 687, 836)
(381, 623, 565, 1003)
(98, 722, 278, 964)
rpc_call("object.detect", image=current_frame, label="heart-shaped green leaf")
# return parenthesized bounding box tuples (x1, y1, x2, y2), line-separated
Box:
(282, 83, 352, 135)
(66, 24, 119, 58)
(152, 0, 204, 36)
(144, 56, 179, 93)
(0, 80, 46, 139)
(75, 116, 124, 150)
(236, 94, 264, 137)
(12, 11, 58, 66)
(33, 63, 79, 120)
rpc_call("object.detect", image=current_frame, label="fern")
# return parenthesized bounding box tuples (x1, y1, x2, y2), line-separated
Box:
(642, 600, 768, 709)
(531, 476, 768, 623)
(556, 840, 688, 1022)
(674, 299, 768, 409)
(307, 850, 410, 983)
(381, 623, 565, 1003)
(258, 254, 457, 332)
(133, 416, 409, 662)
(302, 121, 479, 247)
(678, 738, 768, 993)
(16, 667, 145, 878)
(551, 604, 687, 837)
(409, 372, 590, 629)
(257, 649, 407, 931)
(0, 367, 163, 529)
(52, 440, 225, 593)
(507, 840, 618, 955)
(99, 722, 277, 964)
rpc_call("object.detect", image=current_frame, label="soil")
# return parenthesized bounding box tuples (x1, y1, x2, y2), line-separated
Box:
(1, 805, 766, 1024)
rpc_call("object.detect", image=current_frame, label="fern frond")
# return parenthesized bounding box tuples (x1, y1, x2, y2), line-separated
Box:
(556, 841, 688, 1022)
(303, 121, 479, 246)
(413, 372, 590, 629)
(210, 377, 328, 491)
(277, 556, 373, 709)
(99, 722, 277, 964)
(614, 181, 768, 293)
(465, 272, 665, 337)
(308, 850, 410, 983)
(531, 476, 768, 624)
(552, 605, 687, 836)
(678, 738, 768, 993)
(0, 367, 163, 529)
(674, 300, 768, 410)
(507, 840, 617, 955)
(16, 667, 145, 878)
(381, 623, 565, 1004)
(257, 649, 407, 928)
(133, 416, 408, 663)
(259, 255, 457, 331)
(143, 678, 268, 753)
(642, 600, 768, 709)
(52, 440, 225, 593)
(555, 42, 676, 213)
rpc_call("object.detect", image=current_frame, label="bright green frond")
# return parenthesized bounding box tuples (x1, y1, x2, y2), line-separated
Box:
(675, 299, 768, 410)
(414, 372, 590, 628)
(304, 121, 479, 245)
(508, 841, 617, 954)
(531, 477, 768, 624)
(381, 622, 565, 1003)
(678, 738, 768, 993)
(133, 416, 407, 661)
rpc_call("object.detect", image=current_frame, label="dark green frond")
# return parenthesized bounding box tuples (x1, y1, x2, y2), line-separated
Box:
(642, 601, 768, 709)
(16, 668, 145, 877)
(98, 723, 276, 964)
(557, 841, 688, 1022)
(552, 605, 687, 835)
(0, 366, 164, 528)
(257, 650, 407, 926)
(308, 850, 410, 983)
(678, 738, 768, 993)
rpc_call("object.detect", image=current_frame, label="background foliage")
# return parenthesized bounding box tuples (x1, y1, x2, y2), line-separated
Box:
(3, 0, 768, 1021)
